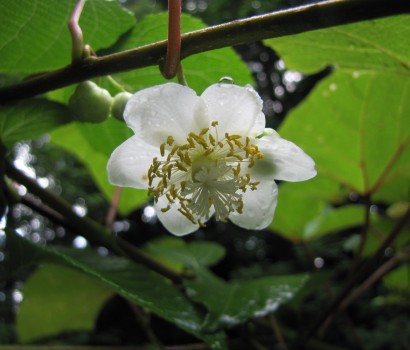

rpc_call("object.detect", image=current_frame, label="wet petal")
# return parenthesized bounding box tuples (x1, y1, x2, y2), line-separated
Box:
(155, 195, 200, 236)
(107, 135, 158, 188)
(201, 83, 265, 137)
(254, 134, 317, 182)
(229, 180, 278, 230)
(124, 83, 209, 146)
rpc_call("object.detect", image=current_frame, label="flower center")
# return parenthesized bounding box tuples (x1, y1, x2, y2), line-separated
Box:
(147, 121, 263, 226)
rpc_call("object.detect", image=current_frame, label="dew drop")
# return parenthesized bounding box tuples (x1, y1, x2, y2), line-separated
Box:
(352, 71, 360, 79)
(218, 76, 235, 84)
(329, 83, 337, 91)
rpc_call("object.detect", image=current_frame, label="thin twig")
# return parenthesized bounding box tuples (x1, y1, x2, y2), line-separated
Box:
(105, 186, 122, 228)
(1, 0, 409, 103)
(269, 314, 289, 350)
(5, 162, 183, 284)
(306, 204, 410, 340)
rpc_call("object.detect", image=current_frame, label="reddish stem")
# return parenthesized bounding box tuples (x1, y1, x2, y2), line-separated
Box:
(163, 0, 182, 79)
(105, 186, 122, 228)
(68, 0, 86, 63)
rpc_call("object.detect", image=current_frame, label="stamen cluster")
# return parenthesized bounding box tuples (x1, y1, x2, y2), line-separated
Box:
(147, 121, 263, 226)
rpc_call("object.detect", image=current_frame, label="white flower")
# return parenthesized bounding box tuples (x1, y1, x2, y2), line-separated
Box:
(107, 83, 316, 236)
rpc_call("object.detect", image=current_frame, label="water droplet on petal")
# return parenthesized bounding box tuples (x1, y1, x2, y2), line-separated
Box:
(218, 76, 235, 84)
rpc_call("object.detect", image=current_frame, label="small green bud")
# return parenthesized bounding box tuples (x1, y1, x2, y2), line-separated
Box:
(69, 81, 113, 123)
(111, 92, 132, 121)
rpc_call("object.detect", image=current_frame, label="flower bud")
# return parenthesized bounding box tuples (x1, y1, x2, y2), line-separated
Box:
(69, 81, 113, 123)
(111, 92, 132, 121)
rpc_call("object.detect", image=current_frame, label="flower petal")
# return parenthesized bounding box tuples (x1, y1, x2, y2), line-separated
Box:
(155, 195, 200, 236)
(107, 135, 157, 188)
(254, 133, 317, 182)
(201, 83, 265, 137)
(124, 83, 209, 146)
(229, 180, 278, 230)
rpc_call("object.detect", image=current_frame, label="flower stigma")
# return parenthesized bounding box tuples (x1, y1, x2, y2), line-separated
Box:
(147, 121, 263, 226)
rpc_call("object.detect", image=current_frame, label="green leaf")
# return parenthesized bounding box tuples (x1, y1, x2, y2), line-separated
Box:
(51, 119, 147, 215)
(17, 264, 112, 343)
(269, 182, 326, 241)
(0, 0, 135, 74)
(266, 15, 410, 74)
(5, 230, 227, 348)
(0, 98, 71, 147)
(185, 269, 308, 332)
(145, 237, 226, 271)
(303, 204, 364, 240)
(270, 178, 364, 241)
(279, 70, 410, 196)
(383, 265, 410, 292)
(266, 15, 410, 198)
(109, 12, 252, 94)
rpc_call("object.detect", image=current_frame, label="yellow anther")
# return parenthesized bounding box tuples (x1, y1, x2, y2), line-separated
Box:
(200, 127, 209, 135)
(162, 173, 168, 188)
(166, 192, 175, 204)
(170, 184, 177, 198)
(209, 133, 216, 146)
(176, 161, 188, 172)
(227, 140, 235, 150)
(233, 163, 241, 176)
(211, 121, 219, 127)
(198, 221, 207, 228)
(161, 205, 171, 213)
(237, 200, 244, 214)
(167, 136, 174, 146)
(184, 153, 192, 166)
(187, 137, 196, 148)
(227, 134, 242, 141)
(160, 143, 166, 157)
(234, 139, 243, 147)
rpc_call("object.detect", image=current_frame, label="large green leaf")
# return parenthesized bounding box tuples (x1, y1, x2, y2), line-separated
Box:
(51, 119, 147, 215)
(266, 15, 410, 199)
(266, 15, 410, 74)
(0, 98, 71, 147)
(18, 264, 112, 343)
(185, 269, 308, 333)
(108, 12, 252, 94)
(6, 230, 227, 349)
(0, 0, 134, 74)
(280, 70, 410, 196)
(269, 178, 364, 241)
(143, 237, 308, 333)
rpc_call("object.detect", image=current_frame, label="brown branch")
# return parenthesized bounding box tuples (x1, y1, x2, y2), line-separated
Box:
(306, 204, 410, 340)
(5, 162, 183, 284)
(1, 0, 409, 103)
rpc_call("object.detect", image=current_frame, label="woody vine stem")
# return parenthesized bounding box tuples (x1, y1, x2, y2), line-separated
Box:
(0, 0, 409, 103)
